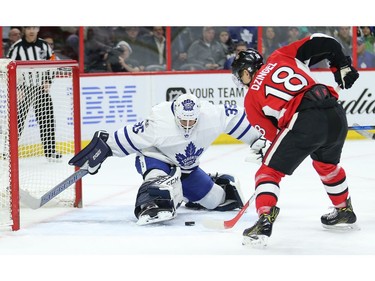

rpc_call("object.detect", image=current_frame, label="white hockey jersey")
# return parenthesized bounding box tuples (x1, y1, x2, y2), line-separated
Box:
(107, 100, 261, 172)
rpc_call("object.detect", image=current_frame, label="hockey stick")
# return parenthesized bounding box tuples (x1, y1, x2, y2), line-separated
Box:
(202, 192, 256, 230)
(351, 123, 375, 140)
(335, 86, 375, 140)
(20, 166, 88, 210)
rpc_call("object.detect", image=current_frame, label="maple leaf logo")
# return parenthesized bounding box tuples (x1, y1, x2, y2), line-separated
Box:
(175, 142, 204, 167)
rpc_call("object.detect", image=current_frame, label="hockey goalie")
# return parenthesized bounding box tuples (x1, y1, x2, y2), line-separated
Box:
(69, 93, 269, 225)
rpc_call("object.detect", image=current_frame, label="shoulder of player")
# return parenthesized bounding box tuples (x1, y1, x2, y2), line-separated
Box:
(148, 101, 175, 124)
(200, 101, 229, 113)
(151, 101, 173, 115)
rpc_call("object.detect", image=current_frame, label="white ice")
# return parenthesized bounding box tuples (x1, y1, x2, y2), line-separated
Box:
(1, 139, 374, 280)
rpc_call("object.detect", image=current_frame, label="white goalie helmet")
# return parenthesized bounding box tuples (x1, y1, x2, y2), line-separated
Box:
(173, 93, 201, 137)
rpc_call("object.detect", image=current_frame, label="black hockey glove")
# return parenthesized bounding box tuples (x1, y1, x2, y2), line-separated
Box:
(332, 56, 359, 89)
(69, 130, 113, 175)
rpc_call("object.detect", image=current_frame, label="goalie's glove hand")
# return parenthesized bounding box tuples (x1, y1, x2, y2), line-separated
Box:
(245, 137, 271, 165)
(331, 56, 359, 89)
(69, 130, 113, 175)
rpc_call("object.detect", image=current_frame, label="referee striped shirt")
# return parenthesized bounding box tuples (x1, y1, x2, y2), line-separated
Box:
(7, 37, 53, 61)
(7, 38, 54, 86)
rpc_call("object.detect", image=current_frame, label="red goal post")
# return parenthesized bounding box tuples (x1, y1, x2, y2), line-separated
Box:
(0, 59, 82, 231)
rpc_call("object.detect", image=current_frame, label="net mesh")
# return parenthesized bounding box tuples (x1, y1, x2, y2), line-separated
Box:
(0, 60, 78, 228)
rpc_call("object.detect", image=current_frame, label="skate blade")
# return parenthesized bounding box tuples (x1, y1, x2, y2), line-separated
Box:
(322, 223, 361, 231)
(137, 211, 175, 226)
(242, 235, 269, 248)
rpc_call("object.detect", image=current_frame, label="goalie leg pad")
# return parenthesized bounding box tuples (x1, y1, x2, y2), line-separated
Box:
(184, 172, 244, 211)
(210, 173, 245, 211)
(134, 167, 182, 225)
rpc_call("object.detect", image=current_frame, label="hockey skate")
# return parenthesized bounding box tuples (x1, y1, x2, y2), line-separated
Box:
(136, 202, 176, 226)
(321, 197, 359, 231)
(242, 206, 280, 247)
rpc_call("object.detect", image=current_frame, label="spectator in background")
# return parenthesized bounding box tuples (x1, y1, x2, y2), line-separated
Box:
(106, 41, 141, 72)
(184, 26, 226, 70)
(217, 27, 234, 56)
(224, 41, 247, 70)
(357, 37, 375, 68)
(228, 26, 257, 49)
(84, 27, 112, 72)
(141, 26, 166, 71)
(61, 27, 79, 61)
(3, 27, 21, 57)
(298, 26, 311, 38)
(121, 27, 148, 71)
(262, 26, 282, 60)
(43, 35, 62, 60)
(308, 26, 335, 37)
(334, 26, 352, 56)
(171, 27, 194, 70)
(359, 26, 375, 54)
(280, 26, 300, 46)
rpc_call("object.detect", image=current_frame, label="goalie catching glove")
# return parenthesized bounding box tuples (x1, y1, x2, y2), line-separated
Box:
(330, 56, 359, 90)
(69, 130, 113, 174)
(245, 136, 271, 164)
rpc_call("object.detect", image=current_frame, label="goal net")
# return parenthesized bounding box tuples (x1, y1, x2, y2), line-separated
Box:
(0, 59, 82, 230)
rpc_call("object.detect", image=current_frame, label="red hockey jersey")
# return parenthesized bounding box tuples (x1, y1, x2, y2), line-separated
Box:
(244, 34, 343, 140)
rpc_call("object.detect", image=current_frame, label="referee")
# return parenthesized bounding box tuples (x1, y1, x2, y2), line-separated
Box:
(7, 27, 61, 161)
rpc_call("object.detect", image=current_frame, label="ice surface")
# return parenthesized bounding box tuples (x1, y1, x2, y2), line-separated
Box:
(1, 140, 374, 280)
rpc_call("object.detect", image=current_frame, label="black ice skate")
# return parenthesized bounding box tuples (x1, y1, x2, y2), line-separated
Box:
(242, 206, 280, 247)
(136, 202, 176, 226)
(321, 197, 359, 231)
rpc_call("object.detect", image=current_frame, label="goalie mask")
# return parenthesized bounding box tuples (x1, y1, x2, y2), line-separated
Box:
(231, 48, 264, 87)
(173, 93, 201, 138)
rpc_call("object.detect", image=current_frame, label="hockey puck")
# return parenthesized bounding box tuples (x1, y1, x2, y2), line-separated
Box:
(185, 221, 195, 226)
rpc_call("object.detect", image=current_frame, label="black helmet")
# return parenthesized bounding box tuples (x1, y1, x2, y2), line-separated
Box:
(231, 48, 264, 82)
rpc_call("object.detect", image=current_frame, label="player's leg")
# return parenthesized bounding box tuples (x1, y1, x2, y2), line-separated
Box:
(183, 168, 245, 211)
(243, 108, 325, 246)
(311, 102, 358, 230)
(134, 156, 183, 225)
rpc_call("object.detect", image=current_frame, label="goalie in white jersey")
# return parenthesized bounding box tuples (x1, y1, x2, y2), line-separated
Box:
(69, 93, 264, 225)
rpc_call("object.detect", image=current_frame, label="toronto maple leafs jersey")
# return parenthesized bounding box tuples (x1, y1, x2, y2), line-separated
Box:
(107, 100, 261, 172)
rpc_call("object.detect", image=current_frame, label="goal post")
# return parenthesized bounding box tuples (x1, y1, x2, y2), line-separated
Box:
(0, 59, 82, 231)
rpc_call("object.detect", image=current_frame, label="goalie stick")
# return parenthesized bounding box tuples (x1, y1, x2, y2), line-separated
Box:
(202, 192, 256, 230)
(351, 123, 375, 140)
(20, 166, 88, 210)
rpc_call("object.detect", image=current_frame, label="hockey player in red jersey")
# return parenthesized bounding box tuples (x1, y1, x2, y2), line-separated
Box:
(231, 33, 360, 246)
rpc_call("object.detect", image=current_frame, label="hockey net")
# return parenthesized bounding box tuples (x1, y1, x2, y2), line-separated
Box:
(0, 59, 82, 230)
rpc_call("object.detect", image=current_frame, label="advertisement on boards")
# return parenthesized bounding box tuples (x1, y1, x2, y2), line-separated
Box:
(78, 72, 375, 141)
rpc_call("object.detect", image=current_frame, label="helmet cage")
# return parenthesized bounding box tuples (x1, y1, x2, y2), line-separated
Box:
(173, 94, 201, 137)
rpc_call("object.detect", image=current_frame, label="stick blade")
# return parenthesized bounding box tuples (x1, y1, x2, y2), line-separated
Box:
(352, 123, 375, 140)
(19, 189, 42, 210)
(201, 219, 226, 230)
